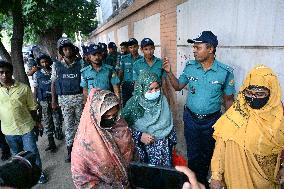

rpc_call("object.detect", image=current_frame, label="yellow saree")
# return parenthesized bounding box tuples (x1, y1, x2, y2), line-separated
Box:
(211, 65, 284, 189)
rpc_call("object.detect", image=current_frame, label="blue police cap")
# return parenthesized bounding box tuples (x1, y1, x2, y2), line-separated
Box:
(128, 38, 138, 46)
(108, 42, 117, 49)
(88, 44, 102, 55)
(98, 42, 107, 52)
(140, 38, 154, 48)
(187, 31, 218, 48)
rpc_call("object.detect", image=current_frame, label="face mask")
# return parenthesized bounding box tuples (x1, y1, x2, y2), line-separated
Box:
(244, 96, 269, 109)
(100, 116, 117, 129)
(144, 90, 161, 101)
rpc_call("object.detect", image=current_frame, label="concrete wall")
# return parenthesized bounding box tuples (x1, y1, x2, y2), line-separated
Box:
(176, 0, 284, 125)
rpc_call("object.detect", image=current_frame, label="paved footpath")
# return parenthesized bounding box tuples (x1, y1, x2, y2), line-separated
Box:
(0, 135, 75, 189)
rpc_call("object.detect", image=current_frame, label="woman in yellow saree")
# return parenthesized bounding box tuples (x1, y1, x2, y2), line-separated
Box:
(210, 65, 284, 189)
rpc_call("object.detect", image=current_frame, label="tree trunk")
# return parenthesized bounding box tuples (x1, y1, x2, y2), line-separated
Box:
(39, 27, 63, 59)
(10, 0, 29, 85)
(0, 40, 12, 63)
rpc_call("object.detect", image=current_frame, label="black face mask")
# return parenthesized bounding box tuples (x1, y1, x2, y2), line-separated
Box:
(100, 116, 117, 129)
(244, 96, 270, 109)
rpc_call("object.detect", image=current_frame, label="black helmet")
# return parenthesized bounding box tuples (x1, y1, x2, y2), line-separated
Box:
(57, 37, 75, 56)
(36, 53, 53, 66)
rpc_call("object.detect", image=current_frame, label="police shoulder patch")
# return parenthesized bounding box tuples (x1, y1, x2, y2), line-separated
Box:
(229, 79, 235, 86)
(104, 64, 113, 70)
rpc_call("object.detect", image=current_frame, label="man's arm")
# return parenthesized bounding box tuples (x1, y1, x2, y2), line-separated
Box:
(222, 70, 235, 111)
(118, 70, 124, 81)
(223, 94, 234, 111)
(51, 81, 58, 110)
(33, 87, 37, 100)
(166, 71, 187, 91)
(83, 88, 88, 105)
(162, 57, 186, 91)
(27, 66, 38, 76)
(113, 84, 120, 98)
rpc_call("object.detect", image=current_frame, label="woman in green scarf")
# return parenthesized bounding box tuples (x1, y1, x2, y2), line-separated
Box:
(122, 72, 176, 166)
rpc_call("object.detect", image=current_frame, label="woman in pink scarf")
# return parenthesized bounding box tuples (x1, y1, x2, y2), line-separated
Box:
(71, 89, 134, 189)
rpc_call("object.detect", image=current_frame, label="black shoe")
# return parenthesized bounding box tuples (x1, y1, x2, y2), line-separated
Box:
(65, 145, 72, 163)
(45, 136, 56, 152)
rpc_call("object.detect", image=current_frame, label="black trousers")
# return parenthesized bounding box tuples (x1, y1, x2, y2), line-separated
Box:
(183, 107, 221, 188)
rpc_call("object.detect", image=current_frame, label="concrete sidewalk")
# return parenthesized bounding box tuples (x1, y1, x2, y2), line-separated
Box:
(0, 136, 75, 189)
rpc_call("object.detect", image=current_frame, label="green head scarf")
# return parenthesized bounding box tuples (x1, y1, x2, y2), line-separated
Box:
(122, 72, 173, 139)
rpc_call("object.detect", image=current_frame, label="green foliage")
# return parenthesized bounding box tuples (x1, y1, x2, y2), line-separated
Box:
(24, 0, 98, 37)
(0, 13, 13, 41)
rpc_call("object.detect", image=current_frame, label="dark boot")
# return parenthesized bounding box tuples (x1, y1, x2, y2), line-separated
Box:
(54, 127, 64, 140)
(65, 145, 72, 163)
(45, 136, 56, 152)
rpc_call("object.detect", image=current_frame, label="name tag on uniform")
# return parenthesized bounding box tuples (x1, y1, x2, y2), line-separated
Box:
(211, 80, 223, 85)
(188, 76, 198, 81)
(63, 74, 78, 79)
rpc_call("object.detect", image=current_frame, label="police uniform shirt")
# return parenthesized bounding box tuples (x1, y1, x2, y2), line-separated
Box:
(80, 64, 120, 94)
(118, 53, 143, 82)
(102, 55, 116, 68)
(133, 56, 166, 82)
(179, 60, 235, 115)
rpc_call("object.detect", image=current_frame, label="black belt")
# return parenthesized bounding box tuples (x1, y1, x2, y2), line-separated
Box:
(185, 106, 220, 120)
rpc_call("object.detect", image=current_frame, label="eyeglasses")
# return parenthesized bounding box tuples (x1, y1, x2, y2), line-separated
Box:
(243, 89, 269, 98)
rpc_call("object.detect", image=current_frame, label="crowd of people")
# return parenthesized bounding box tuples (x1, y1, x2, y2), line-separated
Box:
(0, 30, 283, 189)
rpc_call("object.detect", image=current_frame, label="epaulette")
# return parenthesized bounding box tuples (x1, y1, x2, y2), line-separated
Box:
(80, 65, 92, 72)
(217, 61, 234, 73)
(186, 60, 197, 66)
(103, 63, 114, 70)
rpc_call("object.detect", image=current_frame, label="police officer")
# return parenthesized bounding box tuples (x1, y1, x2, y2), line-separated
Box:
(163, 31, 235, 188)
(119, 41, 129, 55)
(98, 42, 116, 68)
(81, 44, 90, 67)
(81, 44, 120, 104)
(26, 45, 41, 77)
(51, 37, 84, 162)
(133, 38, 166, 83)
(108, 42, 120, 64)
(33, 54, 63, 152)
(117, 38, 143, 106)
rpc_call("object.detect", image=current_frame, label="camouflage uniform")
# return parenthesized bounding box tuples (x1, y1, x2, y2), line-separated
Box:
(34, 69, 63, 140)
(39, 101, 62, 138)
(58, 94, 83, 146)
(51, 59, 84, 147)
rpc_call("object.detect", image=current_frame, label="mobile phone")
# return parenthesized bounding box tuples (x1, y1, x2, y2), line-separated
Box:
(128, 162, 188, 189)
